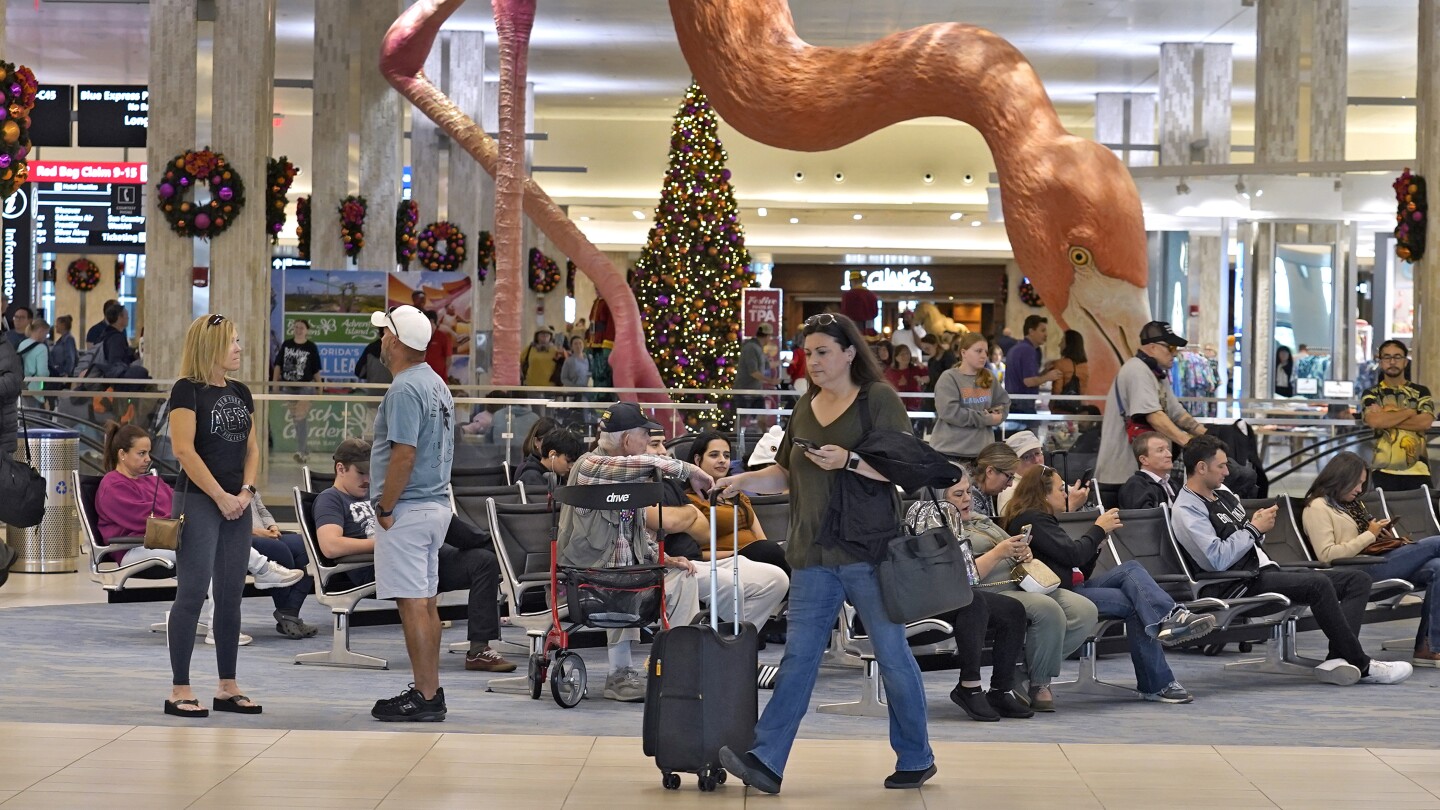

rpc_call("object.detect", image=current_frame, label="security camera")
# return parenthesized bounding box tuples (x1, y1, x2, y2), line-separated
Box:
(793, 171, 805, 182)
(922, 173, 935, 184)
(962, 173, 975, 185)
(833, 171, 845, 183)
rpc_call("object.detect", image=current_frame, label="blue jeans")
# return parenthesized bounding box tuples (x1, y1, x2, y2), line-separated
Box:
(1361, 535, 1440, 649)
(1075, 560, 1177, 694)
(750, 563, 933, 777)
(252, 532, 313, 615)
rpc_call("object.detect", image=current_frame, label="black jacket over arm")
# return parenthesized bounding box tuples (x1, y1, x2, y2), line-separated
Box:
(1004, 508, 1107, 587)
(1118, 472, 1168, 510)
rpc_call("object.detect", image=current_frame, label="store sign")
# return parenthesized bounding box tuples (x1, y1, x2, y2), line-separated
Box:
(35, 179, 147, 254)
(2, 187, 34, 309)
(742, 288, 782, 337)
(30, 85, 73, 148)
(839, 266, 935, 293)
(76, 85, 149, 148)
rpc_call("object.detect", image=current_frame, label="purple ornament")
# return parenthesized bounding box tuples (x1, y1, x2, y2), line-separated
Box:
(179, 177, 190, 187)
(721, 169, 732, 181)
(0, 155, 9, 169)
(658, 335, 668, 345)
(158, 182, 175, 198)
(0, 108, 7, 121)
(193, 213, 212, 230)
(16, 145, 27, 159)
(657, 295, 670, 305)
(9, 84, 19, 97)
(1416, 212, 1425, 221)
(218, 187, 234, 201)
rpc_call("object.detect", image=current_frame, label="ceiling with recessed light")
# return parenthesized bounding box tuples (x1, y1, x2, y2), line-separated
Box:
(4, 0, 1424, 260)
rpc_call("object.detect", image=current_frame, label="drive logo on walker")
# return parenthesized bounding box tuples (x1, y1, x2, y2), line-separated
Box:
(211, 394, 252, 443)
(607, 492, 631, 503)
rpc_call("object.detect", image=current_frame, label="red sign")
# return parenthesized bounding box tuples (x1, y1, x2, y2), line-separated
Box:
(29, 161, 147, 184)
(742, 288, 782, 339)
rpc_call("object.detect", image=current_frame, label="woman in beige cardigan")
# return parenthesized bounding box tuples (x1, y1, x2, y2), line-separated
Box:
(1302, 452, 1440, 666)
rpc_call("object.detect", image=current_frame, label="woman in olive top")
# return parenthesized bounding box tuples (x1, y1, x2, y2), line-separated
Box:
(1302, 451, 1440, 666)
(684, 429, 789, 574)
(931, 332, 1009, 462)
(714, 313, 936, 794)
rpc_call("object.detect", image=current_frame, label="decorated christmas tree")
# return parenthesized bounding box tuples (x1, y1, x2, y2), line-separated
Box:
(632, 81, 753, 429)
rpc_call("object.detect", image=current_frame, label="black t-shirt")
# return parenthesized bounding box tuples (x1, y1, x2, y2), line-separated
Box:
(273, 339, 322, 382)
(169, 378, 254, 493)
(659, 478, 703, 559)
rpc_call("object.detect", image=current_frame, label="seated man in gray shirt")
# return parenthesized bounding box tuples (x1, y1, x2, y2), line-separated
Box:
(1170, 436, 1411, 687)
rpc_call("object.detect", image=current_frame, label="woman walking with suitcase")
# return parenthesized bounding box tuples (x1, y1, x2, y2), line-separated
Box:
(714, 313, 936, 795)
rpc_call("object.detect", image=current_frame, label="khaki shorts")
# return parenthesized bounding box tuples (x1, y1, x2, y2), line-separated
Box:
(374, 501, 450, 599)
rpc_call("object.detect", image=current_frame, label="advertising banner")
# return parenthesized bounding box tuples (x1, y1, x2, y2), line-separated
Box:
(742, 287, 782, 339)
(388, 271, 474, 383)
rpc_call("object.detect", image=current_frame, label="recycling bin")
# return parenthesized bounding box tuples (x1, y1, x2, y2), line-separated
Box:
(5, 428, 79, 573)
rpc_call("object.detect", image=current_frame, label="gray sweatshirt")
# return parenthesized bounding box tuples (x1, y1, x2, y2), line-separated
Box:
(929, 368, 1010, 458)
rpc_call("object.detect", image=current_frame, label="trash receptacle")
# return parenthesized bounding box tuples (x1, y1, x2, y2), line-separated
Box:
(5, 427, 79, 573)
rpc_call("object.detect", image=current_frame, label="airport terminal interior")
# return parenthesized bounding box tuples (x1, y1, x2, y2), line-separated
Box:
(4, 0, 1440, 807)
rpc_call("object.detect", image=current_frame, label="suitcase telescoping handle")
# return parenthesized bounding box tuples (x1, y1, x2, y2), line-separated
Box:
(709, 489, 743, 634)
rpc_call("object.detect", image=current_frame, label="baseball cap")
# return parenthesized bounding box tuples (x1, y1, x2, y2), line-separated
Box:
(1139, 321, 1186, 348)
(598, 401, 662, 433)
(333, 438, 372, 474)
(1004, 430, 1043, 458)
(369, 305, 432, 352)
(755, 323, 774, 337)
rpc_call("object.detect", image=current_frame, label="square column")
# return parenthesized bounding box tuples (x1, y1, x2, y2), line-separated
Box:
(408, 34, 445, 228)
(1094, 93, 1156, 167)
(356, 0, 404, 272)
(1414, 0, 1440, 381)
(311, 0, 351, 270)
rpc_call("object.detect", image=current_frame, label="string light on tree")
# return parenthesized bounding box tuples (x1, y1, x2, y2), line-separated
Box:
(631, 80, 753, 429)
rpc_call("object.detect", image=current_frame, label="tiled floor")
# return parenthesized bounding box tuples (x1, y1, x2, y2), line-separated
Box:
(2, 722, 1439, 809)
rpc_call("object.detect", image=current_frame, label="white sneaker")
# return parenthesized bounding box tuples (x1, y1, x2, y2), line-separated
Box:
(1360, 660, 1413, 685)
(252, 561, 304, 590)
(205, 629, 254, 646)
(1314, 658, 1362, 685)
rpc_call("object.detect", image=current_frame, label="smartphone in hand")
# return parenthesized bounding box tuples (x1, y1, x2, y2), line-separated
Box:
(1020, 524, 1033, 545)
(792, 437, 822, 452)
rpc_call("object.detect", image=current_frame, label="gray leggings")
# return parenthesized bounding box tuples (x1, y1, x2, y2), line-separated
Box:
(167, 491, 252, 685)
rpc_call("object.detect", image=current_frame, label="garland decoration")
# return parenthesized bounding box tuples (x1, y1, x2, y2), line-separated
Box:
(0, 61, 38, 198)
(339, 195, 366, 258)
(295, 196, 311, 261)
(396, 200, 419, 269)
(266, 156, 298, 244)
(1394, 168, 1427, 263)
(473, 230, 495, 283)
(67, 258, 100, 292)
(566, 259, 577, 296)
(155, 148, 246, 240)
(528, 247, 561, 293)
(417, 221, 467, 272)
(1018, 276, 1044, 308)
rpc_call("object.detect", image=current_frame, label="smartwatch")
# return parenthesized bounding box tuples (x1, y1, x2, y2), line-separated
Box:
(243, 484, 258, 496)
(376, 506, 394, 518)
(846, 452, 861, 471)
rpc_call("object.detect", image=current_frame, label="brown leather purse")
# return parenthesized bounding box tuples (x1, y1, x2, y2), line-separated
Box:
(1363, 520, 1414, 555)
(143, 474, 186, 551)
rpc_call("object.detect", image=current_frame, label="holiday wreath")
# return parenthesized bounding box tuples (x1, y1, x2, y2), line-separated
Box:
(417, 221, 467, 272)
(339, 195, 366, 258)
(1394, 168, 1427, 263)
(266, 157, 298, 244)
(295, 196, 311, 261)
(396, 200, 419, 268)
(473, 230, 494, 282)
(67, 258, 100, 292)
(0, 61, 38, 199)
(529, 247, 561, 293)
(155, 148, 246, 240)
(1018, 276, 1044, 308)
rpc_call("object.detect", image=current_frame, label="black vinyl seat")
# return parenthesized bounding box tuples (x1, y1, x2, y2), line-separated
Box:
(74, 470, 176, 593)
(291, 487, 385, 670)
(748, 494, 790, 548)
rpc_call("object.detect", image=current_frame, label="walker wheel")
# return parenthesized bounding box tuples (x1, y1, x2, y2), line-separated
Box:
(698, 773, 717, 792)
(662, 772, 681, 790)
(528, 653, 546, 700)
(551, 651, 587, 708)
(713, 768, 726, 785)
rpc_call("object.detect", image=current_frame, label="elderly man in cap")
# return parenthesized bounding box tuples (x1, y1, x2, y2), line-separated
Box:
(558, 402, 715, 702)
(363, 305, 461, 722)
(1097, 321, 1209, 488)
(996, 430, 1089, 514)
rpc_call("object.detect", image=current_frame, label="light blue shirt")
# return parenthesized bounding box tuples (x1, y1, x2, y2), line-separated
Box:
(371, 362, 454, 505)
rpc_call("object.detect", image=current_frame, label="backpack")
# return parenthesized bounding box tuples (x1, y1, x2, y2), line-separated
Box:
(17, 342, 48, 391)
(73, 342, 114, 392)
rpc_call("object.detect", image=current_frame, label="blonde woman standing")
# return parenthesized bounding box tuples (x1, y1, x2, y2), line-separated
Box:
(931, 332, 1010, 463)
(164, 315, 264, 718)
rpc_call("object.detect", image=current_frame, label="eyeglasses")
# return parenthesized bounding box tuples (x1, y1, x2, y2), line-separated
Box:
(1379, 354, 1407, 362)
(206, 314, 226, 327)
(804, 313, 839, 328)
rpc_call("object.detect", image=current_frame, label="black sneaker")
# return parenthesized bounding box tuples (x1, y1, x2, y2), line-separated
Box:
(719, 745, 782, 795)
(884, 763, 937, 789)
(986, 689, 1035, 719)
(949, 685, 999, 722)
(1141, 681, 1194, 704)
(371, 685, 447, 722)
(1155, 608, 1217, 647)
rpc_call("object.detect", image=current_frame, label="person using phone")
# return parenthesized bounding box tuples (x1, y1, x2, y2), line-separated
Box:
(1301, 451, 1440, 668)
(1118, 431, 1179, 509)
(1002, 466, 1217, 706)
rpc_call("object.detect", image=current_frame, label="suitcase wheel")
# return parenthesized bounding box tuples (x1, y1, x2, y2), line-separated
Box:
(698, 768, 720, 792)
(662, 771, 681, 791)
(550, 651, 586, 709)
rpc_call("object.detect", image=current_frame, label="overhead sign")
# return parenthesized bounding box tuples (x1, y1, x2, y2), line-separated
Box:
(839, 266, 935, 293)
(76, 84, 149, 149)
(111, 184, 141, 217)
(29, 161, 147, 184)
(35, 181, 146, 254)
(742, 287, 782, 339)
(2, 188, 34, 310)
(30, 85, 73, 148)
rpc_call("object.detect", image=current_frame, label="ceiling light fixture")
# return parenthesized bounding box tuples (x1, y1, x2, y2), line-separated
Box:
(789, 217, 800, 224)
(852, 213, 863, 220)
(757, 207, 768, 217)
(1176, 180, 1191, 195)
(1235, 179, 1250, 200)
(949, 212, 963, 221)
(922, 173, 935, 184)
(970, 220, 982, 227)
(631, 210, 645, 219)
(579, 216, 590, 221)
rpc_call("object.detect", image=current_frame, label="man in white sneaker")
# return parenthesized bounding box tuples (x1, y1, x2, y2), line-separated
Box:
(1171, 436, 1412, 686)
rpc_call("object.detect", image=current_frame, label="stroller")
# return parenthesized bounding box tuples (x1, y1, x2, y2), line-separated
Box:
(529, 475, 670, 708)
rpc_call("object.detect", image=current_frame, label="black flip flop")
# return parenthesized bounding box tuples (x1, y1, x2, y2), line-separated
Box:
(213, 695, 263, 714)
(164, 699, 209, 719)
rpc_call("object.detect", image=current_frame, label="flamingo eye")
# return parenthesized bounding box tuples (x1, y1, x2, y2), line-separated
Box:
(1068, 246, 1093, 267)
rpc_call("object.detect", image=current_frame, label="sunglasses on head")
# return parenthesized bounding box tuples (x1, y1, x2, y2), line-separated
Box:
(207, 314, 226, 327)
(804, 313, 839, 328)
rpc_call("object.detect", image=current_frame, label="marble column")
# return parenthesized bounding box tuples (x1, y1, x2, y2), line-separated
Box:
(448, 32, 487, 382)
(1158, 43, 1233, 166)
(356, 0, 404, 272)
(210, 0, 276, 384)
(1414, 0, 1440, 383)
(143, 0, 198, 381)
(1094, 93, 1156, 167)
(408, 33, 445, 229)
(1310, 0, 1348, 163)
(311, 0, 351, 270)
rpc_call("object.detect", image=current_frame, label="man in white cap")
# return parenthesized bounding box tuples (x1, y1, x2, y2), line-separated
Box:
(996, 430, 1089, 514)
(365, 305, 458, 722)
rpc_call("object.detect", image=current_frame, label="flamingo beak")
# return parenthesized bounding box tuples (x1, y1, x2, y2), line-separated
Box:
(1060, 264, 1152, 389)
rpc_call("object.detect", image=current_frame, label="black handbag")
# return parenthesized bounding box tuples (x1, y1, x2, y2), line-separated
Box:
(0, 412, 46, 529)
(877, 495, 974, 624)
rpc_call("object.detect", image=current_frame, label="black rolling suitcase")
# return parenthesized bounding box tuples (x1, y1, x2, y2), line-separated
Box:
(642, 493, 759, 792)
